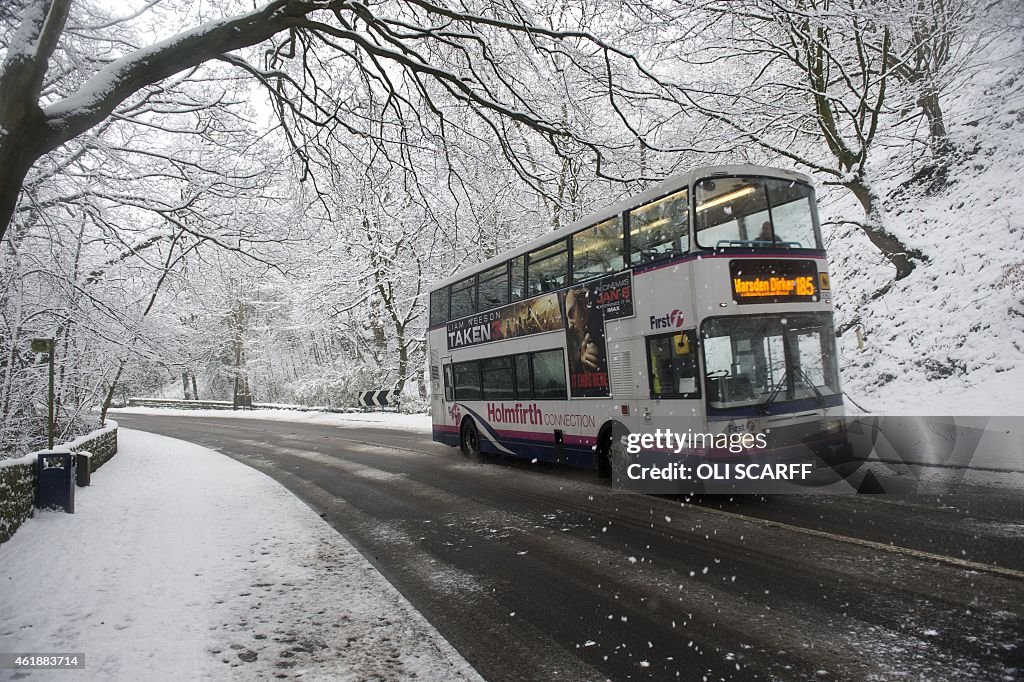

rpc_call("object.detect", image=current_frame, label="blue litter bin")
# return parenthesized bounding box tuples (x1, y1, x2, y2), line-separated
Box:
(37, 452, 75, 513)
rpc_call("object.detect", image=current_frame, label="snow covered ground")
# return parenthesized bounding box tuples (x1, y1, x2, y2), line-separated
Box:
(109, 406, 433, 434)
(0, 429, 481, 681)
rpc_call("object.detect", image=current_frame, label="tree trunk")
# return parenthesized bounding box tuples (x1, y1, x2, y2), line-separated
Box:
(100, 360, 127, 425)
(395, 324, 408, 395)
(918, 86, 951, 159)
(417, 369, 427, 400)
(231, 295, 251, 407)
(845, 180, 925, 281)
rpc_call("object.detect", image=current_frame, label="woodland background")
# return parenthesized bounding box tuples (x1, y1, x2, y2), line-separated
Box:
(1, 0, 1021, 457)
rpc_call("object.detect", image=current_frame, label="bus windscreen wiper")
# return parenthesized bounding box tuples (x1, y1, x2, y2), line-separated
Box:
(759, 369, 789, 413)
(795, 367, 826, 406)
(762, 367, 825, 413)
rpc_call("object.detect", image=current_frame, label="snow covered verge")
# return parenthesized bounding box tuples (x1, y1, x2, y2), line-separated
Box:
(0, 429, 481, 681)
(825, 36, 1024, 417)
(108, 406, 433, 433)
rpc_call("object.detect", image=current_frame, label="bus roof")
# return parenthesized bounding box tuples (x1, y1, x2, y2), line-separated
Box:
(429, 164, 813, 292)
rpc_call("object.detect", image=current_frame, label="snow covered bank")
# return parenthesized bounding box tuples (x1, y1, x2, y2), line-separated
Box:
(826, 36, 1024, 418)
(0, 429, 481, 681)
(109, 406, 432, 433)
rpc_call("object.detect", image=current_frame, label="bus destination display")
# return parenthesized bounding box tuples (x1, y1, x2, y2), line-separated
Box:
(729, 259, 819, 304)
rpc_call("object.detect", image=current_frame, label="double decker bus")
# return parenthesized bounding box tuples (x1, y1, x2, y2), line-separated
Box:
(426, 165, 852, 484)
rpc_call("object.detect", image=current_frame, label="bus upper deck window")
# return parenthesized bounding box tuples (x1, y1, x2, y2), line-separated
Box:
(695, 176, 820, 250)
(572, 217, 623, 282)
(764, 179, 820, 249)
(629, 188, 688, 264)
(478, 263, 510, 310)
(450, 275, 477, 319)
(527, 240, 568, 296)
(510, 256, 526, 301)
(429, 288, 449, 326)
(695, 177, 769, 249)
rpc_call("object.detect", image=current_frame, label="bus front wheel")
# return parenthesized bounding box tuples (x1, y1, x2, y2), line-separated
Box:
(460, 419, 482, 461)
(598, 422, 631, 481)
(608, 438, 632, 482)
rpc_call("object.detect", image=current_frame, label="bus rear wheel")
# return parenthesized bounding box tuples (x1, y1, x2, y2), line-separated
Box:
(460, 419, 482, 461)
(598, 430, 613, 478)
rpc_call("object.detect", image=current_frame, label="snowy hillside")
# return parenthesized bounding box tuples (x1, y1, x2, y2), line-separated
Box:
(826, 37, 1024, 416)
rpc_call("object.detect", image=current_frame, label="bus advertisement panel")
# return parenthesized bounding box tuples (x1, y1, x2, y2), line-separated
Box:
(446, 293, 562, 350)
(560, 271, 633, 397)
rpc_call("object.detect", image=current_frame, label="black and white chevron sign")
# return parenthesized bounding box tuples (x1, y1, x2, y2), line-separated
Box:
(358, 390, 400, 407)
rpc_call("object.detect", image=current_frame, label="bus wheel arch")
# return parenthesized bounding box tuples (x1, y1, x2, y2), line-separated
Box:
(460, 417, 482, 461)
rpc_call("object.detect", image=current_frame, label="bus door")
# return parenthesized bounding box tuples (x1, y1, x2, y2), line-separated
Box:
(432, 357, 455, 445)
(642, 329, 704, 447)
(441, 357, 454, 406)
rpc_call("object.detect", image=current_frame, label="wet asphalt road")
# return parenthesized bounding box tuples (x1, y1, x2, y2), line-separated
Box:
(111, 412, 1024, 681)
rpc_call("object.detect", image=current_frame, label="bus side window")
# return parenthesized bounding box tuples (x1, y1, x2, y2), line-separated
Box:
(453, 360, 482, 401)
(514, 354, 533, 400)
(430, 288, 449, 326)
(572, 216, 623, 283)
(532, 348, 567, 400)
(629, 188, 688, 264)
(478, 263, 509, 310)
(481, 357, 515, 401)
(450, 275, 477, 319)
(527, 240, 568, 296)
(646, 330, 700, 399)
(510, 256, 526, 301)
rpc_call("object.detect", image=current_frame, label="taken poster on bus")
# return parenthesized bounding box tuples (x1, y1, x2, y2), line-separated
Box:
(445, 292, 562, 350)
(445, 273, 633, 400)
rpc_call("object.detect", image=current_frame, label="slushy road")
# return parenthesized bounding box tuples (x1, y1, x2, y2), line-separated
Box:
(112, 412, 1024, 681)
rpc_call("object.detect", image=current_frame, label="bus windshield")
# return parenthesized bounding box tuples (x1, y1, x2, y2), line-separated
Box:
(701, 313, 839, 411)
(695, 176, 820, 249)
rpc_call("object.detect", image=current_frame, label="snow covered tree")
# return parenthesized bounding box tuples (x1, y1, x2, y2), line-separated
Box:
(0, 0, 690, 248)
(675, 0, 933, 280)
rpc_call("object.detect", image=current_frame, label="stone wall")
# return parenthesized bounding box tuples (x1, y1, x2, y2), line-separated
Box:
(0, 421, 119, 545)
(0, 461, 36, 545)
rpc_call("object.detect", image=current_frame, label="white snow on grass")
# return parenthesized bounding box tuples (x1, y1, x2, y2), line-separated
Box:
(0, 429, 481, 681)
(108, 406, 433, 433)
